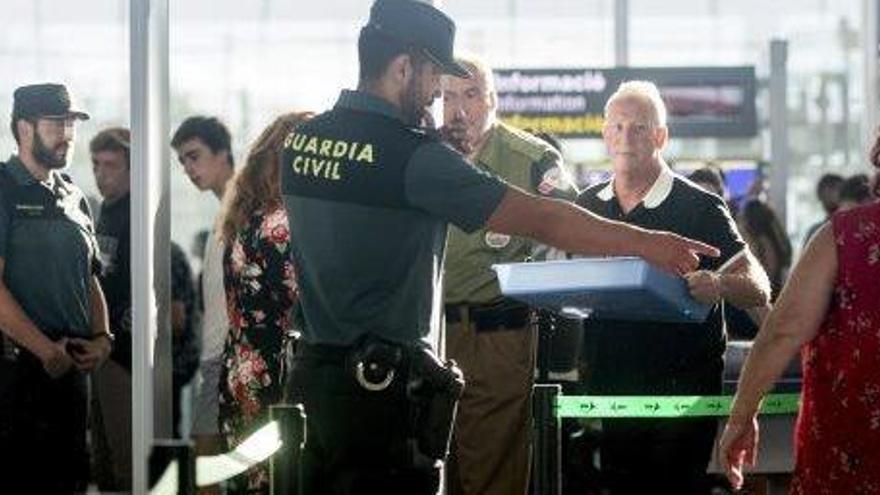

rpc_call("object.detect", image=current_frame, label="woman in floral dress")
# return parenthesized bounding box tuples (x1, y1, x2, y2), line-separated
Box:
(218, 111, 313, 493)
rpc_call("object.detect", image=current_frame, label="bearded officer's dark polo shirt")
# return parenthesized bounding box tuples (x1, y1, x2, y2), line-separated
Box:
(281, 90, 508, 346)
(0, 155, 99, 339)
(576, 167, 746, 395)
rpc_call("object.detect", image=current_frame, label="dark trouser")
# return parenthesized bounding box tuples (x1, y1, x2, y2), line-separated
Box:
(285, 343, 439, 495)
(90, 358, 132, 491)
(172, 376, 186, 438)
(0, 352, 89, 494)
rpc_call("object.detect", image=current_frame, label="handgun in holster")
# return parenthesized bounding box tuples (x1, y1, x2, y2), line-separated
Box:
(406, 346, 465, 463)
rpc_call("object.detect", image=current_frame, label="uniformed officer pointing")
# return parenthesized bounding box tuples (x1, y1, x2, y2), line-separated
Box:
(279, 1, 719, 493)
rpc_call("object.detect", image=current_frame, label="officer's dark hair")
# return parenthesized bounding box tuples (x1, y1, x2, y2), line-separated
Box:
(171, 116, 235, 168)
(10, 116, 21, 144)
(357, 26, 428, 85)
(90, 127, 131, 167)
(10, 114, 35, 144)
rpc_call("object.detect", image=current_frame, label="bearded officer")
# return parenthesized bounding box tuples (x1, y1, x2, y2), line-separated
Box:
(0, 83, 112, 493)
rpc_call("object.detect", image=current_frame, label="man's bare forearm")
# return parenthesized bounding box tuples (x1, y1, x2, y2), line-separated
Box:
(89, 276, 109, 337)
(721, 252, 772, 310)
(487, 188, 651, 257)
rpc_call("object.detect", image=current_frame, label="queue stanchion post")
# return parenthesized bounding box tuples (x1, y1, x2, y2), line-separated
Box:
(533, 383, 562, 495)
(270, 403, 307, 495)
(150, 439, 195, 494)
(535, 309, 554, 383)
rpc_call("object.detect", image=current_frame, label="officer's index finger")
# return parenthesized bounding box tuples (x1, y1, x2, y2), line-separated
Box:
(686, 239, 720, 258)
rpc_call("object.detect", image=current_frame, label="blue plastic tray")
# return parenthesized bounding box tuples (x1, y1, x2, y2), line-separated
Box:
(492, 257, 711, 323)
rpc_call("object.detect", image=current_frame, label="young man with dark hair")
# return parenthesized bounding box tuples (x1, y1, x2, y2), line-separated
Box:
(280, 1, 717, 493)
(172, 116, 235, 197)
(171, 115, 234, 463)
(171, 116, 234, 166)
(0, 83, 111, 493)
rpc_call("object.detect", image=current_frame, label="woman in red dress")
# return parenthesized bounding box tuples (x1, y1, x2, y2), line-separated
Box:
(719, 156, 880, 491)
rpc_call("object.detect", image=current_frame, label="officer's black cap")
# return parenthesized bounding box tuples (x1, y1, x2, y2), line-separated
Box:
(12, 83, 90, 121)
(365, 0, 471, 79)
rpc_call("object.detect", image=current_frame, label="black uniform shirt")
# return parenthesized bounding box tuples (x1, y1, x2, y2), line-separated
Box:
(576, 167, 745, 395)
(0, 155, 99, 338)
(281, 90, 508, 346)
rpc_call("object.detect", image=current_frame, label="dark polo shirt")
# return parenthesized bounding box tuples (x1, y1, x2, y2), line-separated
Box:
(577, 166, 745, 395)
(0, 155, 99, 339)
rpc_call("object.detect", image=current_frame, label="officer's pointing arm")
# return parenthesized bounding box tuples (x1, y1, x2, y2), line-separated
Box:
(484, 186, 720, 276)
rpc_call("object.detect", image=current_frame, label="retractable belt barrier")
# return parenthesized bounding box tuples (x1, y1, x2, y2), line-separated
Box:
(555, 393, 800, 418)
(150, 404, 304, 495)
(531, 385, 802, 495)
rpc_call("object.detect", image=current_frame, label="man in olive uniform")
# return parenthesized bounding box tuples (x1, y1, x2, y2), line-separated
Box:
(441, 55, 576, 495)
(280, 1, 717, 493)
(0, 83, 112, 493)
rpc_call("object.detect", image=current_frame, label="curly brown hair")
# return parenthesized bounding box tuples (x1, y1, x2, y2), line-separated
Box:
(220, 111, 313, 242)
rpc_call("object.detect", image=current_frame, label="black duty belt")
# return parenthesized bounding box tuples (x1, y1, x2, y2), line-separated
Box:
(294, 341, 352, 365)
(444, 299, 531, 332)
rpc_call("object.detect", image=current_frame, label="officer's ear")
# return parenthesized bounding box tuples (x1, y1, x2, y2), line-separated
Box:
(16, 118, 35, 145)
(389, 53, 414, 87)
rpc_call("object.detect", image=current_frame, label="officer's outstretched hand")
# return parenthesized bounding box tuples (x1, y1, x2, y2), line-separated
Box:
(642, 231, 720, 276)
(42, 338, 75, 379)
(67, 336, 111, 372)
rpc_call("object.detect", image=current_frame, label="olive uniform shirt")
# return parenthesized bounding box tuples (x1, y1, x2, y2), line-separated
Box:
(444, 122, 577, 305)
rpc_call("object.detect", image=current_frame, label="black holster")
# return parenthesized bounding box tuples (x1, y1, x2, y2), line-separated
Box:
(406, 346, 465, 463)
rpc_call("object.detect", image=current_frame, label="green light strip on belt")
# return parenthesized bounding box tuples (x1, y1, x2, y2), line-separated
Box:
(555, 393, 800, 418)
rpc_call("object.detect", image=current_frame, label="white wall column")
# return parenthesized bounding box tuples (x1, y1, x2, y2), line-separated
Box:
(768, 39, 790, 228)
(130, 0, 171, 492)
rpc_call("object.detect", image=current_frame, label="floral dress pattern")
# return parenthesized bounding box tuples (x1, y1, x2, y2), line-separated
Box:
(219, 207, 298, 493)
(791, 202, 880, 494)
